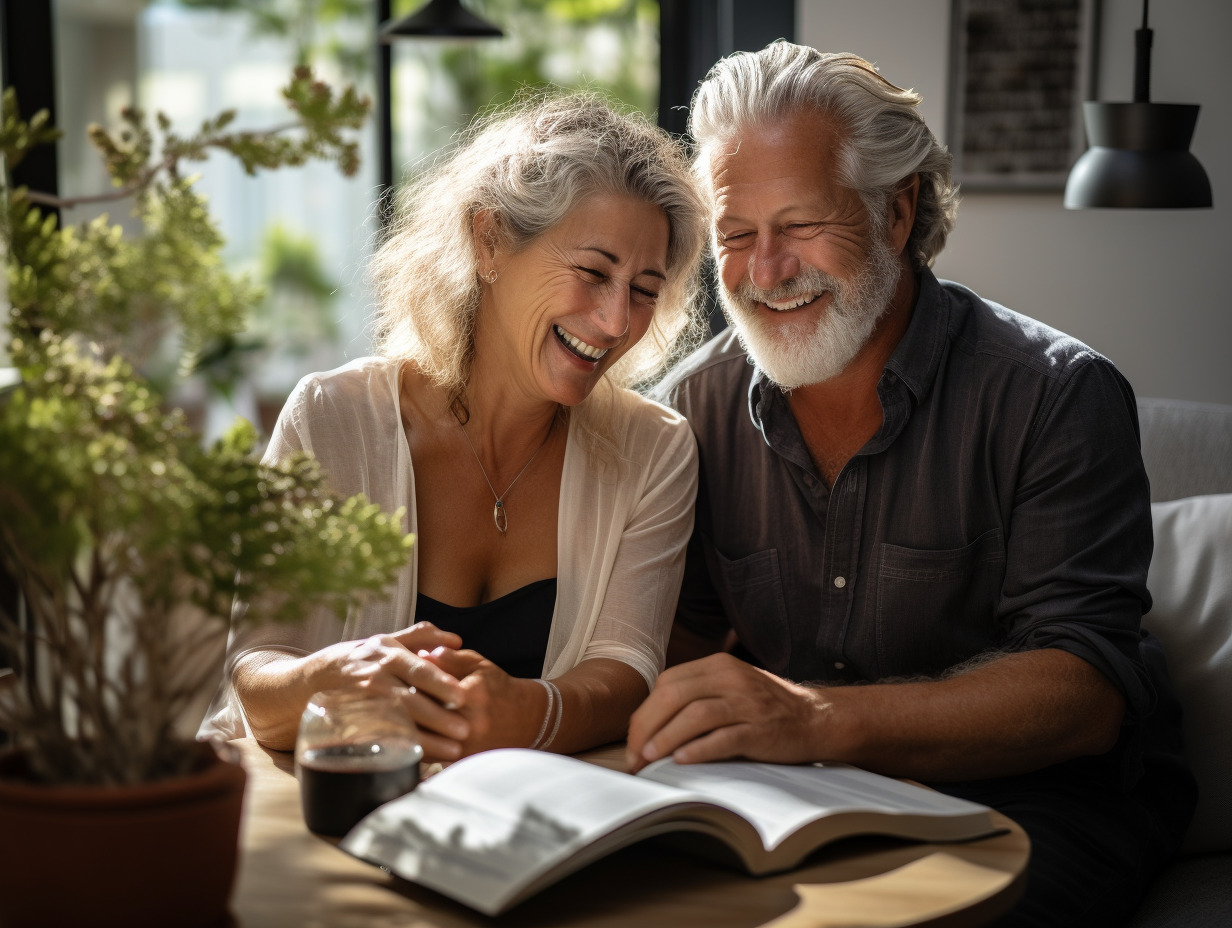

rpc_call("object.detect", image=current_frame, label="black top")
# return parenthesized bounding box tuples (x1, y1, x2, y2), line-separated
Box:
(416, 578, 556, 679)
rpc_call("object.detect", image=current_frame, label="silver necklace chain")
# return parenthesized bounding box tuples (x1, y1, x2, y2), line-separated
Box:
(459, 418, 554, 534)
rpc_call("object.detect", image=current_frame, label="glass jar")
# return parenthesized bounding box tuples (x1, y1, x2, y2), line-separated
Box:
(294, 688, 423, 837)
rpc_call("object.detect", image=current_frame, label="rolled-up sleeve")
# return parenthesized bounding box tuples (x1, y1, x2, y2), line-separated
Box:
(998, 357, 1156, 721)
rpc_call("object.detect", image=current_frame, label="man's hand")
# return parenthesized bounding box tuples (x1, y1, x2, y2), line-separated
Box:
(628, 648, 1127, 781)
(625, 653, 834, 772)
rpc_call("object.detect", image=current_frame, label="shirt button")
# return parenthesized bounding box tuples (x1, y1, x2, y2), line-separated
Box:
(833, 576, 847, 589)
(834, 661, 846, 670)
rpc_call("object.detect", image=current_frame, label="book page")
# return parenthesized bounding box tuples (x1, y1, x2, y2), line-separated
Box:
(639, 758, 991, 852)
(339, 748, 698, 915)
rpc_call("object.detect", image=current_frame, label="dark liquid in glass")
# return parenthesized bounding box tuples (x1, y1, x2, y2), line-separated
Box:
(298, 743, 421, 837)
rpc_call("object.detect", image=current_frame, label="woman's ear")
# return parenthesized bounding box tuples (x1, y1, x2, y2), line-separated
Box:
(472, 209, 500, 278)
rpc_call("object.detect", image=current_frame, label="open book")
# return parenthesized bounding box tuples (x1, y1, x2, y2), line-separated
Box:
(338, 748, 998, 916)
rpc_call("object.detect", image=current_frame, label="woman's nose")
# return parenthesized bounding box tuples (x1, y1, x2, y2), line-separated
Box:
(593, 290, 631, 340)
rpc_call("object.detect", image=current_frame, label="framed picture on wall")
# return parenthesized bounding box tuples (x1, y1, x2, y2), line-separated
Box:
(947, 0, 1098, 191)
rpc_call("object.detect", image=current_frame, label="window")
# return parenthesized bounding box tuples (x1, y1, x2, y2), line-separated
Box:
(42, 0, 664, 433)
(7, 0, 796, 413)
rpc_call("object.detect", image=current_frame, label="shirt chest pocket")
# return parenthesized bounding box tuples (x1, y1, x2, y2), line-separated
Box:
(875, 528, 1006, 677)
(702, 540, 792, 673)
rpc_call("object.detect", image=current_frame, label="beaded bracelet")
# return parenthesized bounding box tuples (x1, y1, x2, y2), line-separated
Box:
(529, 678, 556, 750)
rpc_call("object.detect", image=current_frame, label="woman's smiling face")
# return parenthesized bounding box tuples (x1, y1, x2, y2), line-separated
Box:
(474, 192, 670, 408)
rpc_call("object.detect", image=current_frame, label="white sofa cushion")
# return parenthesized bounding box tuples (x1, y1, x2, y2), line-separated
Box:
(1144, 493, 1232, 855)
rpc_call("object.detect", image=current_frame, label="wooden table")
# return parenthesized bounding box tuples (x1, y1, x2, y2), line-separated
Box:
(228, 739, 1029, 928)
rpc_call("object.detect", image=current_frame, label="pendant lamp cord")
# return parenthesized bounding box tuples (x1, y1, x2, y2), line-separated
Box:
(1134, 0, 1153, 103)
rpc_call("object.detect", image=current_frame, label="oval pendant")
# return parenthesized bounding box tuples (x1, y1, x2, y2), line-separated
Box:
(493, 499, 508, 534)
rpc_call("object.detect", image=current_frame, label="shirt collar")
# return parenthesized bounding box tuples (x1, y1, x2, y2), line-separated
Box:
(748, 360, 816, 474)
(883, 268, 949, 405)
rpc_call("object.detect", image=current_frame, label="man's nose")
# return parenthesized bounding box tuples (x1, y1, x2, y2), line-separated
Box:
(749, 235, 799, 292)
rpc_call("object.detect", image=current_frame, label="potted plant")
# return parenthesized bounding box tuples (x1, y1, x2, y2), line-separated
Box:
(0, 69, 413, 928)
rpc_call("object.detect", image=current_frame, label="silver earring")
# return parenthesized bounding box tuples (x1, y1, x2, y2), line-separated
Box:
(484, 269, 498, 284)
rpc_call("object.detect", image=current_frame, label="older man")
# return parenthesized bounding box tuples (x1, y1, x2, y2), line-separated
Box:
(630, 42, 1195, 927)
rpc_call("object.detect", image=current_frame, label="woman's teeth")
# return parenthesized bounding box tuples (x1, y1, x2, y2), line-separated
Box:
(766, 292, 821, 311)
(555, 325, 609, 360)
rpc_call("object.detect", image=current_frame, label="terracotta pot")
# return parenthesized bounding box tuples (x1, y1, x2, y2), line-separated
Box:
(0, 741, 246, 928)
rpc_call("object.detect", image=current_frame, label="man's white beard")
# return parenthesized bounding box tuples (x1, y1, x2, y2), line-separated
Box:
(719, 231, 903, 390)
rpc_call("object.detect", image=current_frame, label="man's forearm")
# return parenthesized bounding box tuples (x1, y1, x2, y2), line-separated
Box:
(821, 648, 1126, 781)
(628, 647, 1126, 778)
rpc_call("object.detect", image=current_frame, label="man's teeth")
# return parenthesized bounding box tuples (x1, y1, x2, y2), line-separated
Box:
(766, 292, 821, 311)
(555, 325, 609, 360)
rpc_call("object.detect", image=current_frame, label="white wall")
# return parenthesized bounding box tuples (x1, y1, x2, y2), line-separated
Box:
(798, 0, 1232, 405)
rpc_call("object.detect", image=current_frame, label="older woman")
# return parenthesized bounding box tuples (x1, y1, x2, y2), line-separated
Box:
(200, 94, 707, 762)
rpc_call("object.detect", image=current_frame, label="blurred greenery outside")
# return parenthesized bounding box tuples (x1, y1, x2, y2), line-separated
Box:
(34, 0, 659, 439)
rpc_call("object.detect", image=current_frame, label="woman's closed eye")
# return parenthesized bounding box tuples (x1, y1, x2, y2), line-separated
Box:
(578, 265, 658, 306)
(630, 284, 659, 306)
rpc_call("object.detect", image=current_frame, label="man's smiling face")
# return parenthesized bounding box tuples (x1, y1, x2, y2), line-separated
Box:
(708, 108, 901, 389)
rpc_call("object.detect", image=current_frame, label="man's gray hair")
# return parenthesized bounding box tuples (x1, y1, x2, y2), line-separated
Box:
(689, 41, 959, 270)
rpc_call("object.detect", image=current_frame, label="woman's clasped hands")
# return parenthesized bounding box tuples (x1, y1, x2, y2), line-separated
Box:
(314, 621, 548, 764)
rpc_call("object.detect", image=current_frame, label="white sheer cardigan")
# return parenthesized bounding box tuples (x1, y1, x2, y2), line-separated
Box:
(198, 356, 698, 741)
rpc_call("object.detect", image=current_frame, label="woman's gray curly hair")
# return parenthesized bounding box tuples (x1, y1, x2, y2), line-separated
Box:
(371, 92, 708, 399)
(689, 41, 959, 270)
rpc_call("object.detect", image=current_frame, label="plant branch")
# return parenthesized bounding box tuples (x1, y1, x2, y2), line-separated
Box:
(21, 121, 303, 211)
(23, 183, 151, 211)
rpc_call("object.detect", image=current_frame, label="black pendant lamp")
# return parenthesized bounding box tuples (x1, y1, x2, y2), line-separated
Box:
(1064, 0, 1212, 209)
(379, 0, 504, 41)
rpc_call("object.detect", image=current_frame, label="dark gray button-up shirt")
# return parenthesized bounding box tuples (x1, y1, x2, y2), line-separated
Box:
(655, 270, 1162, 725)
